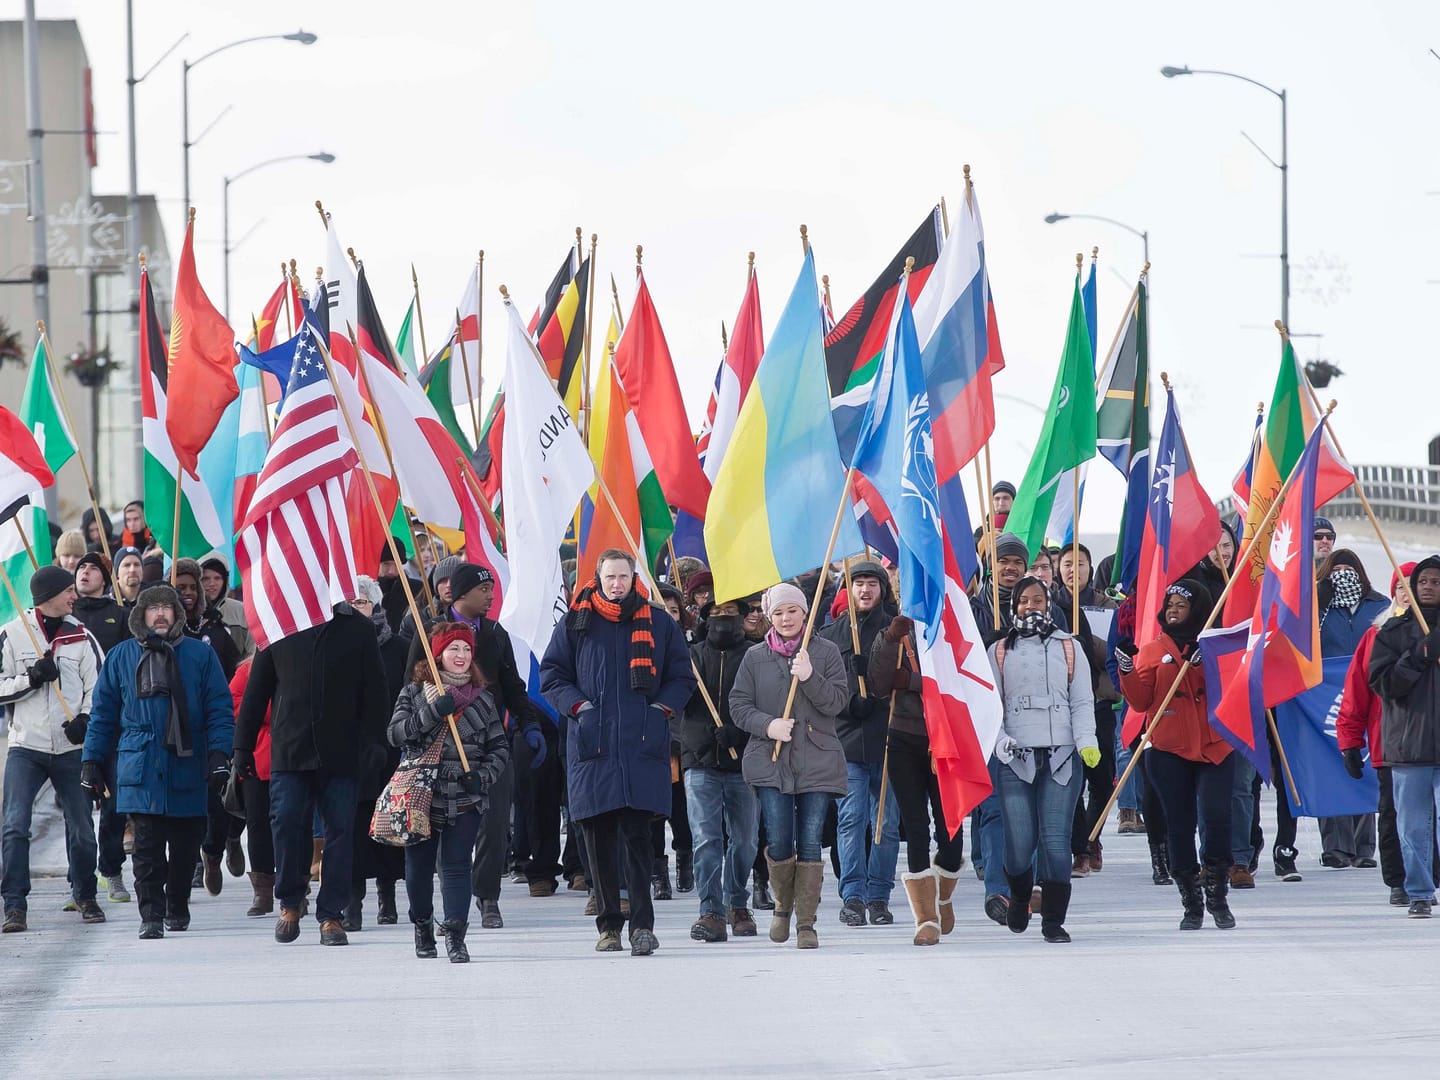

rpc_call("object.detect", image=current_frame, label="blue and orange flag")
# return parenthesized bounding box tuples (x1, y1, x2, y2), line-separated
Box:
(1209, 416, 1353, 756)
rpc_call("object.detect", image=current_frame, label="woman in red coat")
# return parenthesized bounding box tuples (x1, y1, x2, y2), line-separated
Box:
(1118, 579, 1236, 931)
(1336, 562, 1415, 906)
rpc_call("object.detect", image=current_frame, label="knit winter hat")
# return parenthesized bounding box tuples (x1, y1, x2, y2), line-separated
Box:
(1313, 516, 1335, 535)
(449, 562, 494, 601)
(76, 551, 112, 589)
(30, 565, 74, 606)
(431, 554, 463, 591)
(112, 545, 144, 576)
(992, 480, 1017, 499)
(763, 582, 808, 617)
(172, 557, 203, 584)
(992, 532, 1030, 566)
(431, 622, 475, 657)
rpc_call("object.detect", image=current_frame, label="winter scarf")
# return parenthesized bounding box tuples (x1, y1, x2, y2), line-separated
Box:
(138, 632, 192, 757)
(568, 579, 656, 692)
(1006, 576, 1055, 642)
(369, 607, 393, 646)
(439, 672, 486, 711)
(1328, 567, 1364, 612)
(765, 627, 802, 658)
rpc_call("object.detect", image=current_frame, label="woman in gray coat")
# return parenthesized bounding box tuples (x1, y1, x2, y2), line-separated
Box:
(989, 577, 1098, 943)
(730, 582, 848, 949)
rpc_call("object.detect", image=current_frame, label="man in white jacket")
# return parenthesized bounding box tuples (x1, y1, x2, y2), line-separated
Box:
(0, 566, 105, 932)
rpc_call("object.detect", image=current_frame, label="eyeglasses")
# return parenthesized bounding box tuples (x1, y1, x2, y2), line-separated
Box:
(1313, 532, 1336, 542)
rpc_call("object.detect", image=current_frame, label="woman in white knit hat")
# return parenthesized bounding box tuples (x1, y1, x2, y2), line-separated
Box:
(729, 582, 848, 949)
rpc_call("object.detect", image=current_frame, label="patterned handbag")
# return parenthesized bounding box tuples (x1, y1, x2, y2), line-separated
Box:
(369, 730, 446, 847)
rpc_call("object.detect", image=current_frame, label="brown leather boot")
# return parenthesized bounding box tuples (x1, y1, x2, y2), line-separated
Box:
(201, 850, 223, 896)
(274, 905, 302, 943)
(246, 872, 275, 917)
(902, 870, 941, 946)
(933, 862, 961, 935)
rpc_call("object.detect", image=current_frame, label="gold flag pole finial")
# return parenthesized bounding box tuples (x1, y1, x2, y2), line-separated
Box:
(635, 244, 643, 269)
(799, 224, 809, 253)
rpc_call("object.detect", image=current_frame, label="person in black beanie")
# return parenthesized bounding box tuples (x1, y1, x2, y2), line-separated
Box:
(72, 552, 130, 654)
(377, 536, 418, 633)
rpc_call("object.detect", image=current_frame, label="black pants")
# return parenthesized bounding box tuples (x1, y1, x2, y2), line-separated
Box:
(472, 755, 515, 901)
(650, 779, 693, 861)
(887, 730, 963, 874)
(580, 808, 655, 933)
(96, 789, 127, 877)
(515, 727, 564, 885)
(1072, 708, 1117, 852)
(130, 814, 206, 924)
(242, 777, 274, 875)
(1377, 767, 1407, 888)
(351, 800, 404, 886)
(1269, 738, 1298, 858)
(1147, 749, 1235, 877)
(1137, 746, 1168, 847)
(201, 786, 244, 857)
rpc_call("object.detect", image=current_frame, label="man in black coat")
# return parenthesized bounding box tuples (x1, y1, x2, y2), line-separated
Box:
(819, 561, 899, 927)
(234, 603, 388, 946)
(71, 553, 130, 654)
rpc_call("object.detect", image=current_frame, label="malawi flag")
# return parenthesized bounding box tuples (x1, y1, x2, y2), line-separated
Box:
(613, 269, 710, 519)
(140, 266, 226, 560)
(1212, 419, 1351, 754)
(578, 346, 673, 583)
(166, 214, 239, 478)
(1225, 337, 1352, 624)
(827, 209, 943, 461)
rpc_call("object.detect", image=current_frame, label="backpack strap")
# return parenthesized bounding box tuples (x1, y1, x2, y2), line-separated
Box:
(994, 639, 1007, 684)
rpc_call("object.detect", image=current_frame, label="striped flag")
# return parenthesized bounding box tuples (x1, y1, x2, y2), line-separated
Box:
(237, 317, 361, 651)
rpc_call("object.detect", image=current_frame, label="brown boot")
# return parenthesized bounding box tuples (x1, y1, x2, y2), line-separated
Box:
(766, 850, 797, 943)
(310, 838, 324, 883)
(793, 861, 824, 949)
(274, 905, 302, 943)
(201, 850, 223, 896)
(1087, 839, 1104, 872)
(1071, 852, 1090, 877)
(728, 907, 757, 937)
(902, 870, 941, 945)
(933, 862, 961, 935)
(246, 872, 275, 917)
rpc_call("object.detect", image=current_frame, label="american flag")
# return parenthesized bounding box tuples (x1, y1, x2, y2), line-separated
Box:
(237, 317, 361, 650)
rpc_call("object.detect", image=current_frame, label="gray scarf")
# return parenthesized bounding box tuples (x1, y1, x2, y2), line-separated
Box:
(137, 632, 191, 757)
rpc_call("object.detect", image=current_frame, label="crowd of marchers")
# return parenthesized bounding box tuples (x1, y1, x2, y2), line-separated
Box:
(4, 489, 1439, 961)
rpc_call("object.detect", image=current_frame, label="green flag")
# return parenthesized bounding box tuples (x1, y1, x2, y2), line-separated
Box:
(20, 337, 77, 476)
(395, 298, 421, 380)
(1004, 276, 1098, 560)
(0, 506, 52, 623)
(418, 334, 475, 456)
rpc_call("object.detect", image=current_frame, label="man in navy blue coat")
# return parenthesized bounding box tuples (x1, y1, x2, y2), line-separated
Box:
(541, 549, 695, 956)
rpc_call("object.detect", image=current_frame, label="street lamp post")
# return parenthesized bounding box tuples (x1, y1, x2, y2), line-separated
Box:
(1161, 64, 1288, 328)
(182, 30, 317, 220)
(223, 153, 335, 322)
(1043, 212, 1149, 266)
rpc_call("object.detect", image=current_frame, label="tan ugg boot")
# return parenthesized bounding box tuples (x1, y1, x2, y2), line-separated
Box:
(934, 861, 961, 935)
(793, 861, 824, 949)
(766, 851, 797, 944)
(902, 870, 941, 946)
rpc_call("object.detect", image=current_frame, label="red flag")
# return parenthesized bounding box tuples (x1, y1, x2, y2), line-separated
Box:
(0, 406, 56, 517)
(166, 215, 239, 477)
(613, 270, 710, 519)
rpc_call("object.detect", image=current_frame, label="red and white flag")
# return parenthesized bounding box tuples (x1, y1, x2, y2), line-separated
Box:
(237, 319, 360, 650)
(916, 532, 1005, 835)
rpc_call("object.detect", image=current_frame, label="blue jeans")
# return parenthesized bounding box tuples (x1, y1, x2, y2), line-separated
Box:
(405, 807, 483, 925)
(1391, 765, 1440, 901)
(1230, 757, 1256, 869)
(2, 747, 97, 911)
(270, 769, 358, 922)
(996, 749, 1083, 884)
(978, 759, 1008, 898)
(757, 787, 831, 863)
(684, 768, 759, 916)
(835, 760, 899, 902)
(1115, 711, 1142, 812)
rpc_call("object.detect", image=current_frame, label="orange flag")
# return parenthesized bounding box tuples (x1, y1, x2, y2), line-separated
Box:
(166, 212, 238, 477)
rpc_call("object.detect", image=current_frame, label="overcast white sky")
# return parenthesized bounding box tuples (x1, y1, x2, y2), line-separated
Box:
(9, 0, 1440, 530)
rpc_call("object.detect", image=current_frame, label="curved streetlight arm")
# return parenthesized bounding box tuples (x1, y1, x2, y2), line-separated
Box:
(185, 31, 315, 72)
(1171, 66, 1283, 101)
(1047, 212, 1147, 243)
(225, 152, 334, 187)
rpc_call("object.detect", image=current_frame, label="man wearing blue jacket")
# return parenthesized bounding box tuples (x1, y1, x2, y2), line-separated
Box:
(83, 584, 234, 939)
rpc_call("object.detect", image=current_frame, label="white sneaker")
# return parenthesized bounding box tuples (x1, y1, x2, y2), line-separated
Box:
(103, 874, 131, 903)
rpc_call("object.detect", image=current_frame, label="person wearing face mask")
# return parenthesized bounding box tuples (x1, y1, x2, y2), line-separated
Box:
(730, 583, 848, 949)
(988, 577, 1097, 944)
(681, 599, 759, 942)
(1117, 579, 1237, 931)
(1338, 562, 1418, 906)
(1370, 556, 1440, 918)
(1312, 550, 1390, 871)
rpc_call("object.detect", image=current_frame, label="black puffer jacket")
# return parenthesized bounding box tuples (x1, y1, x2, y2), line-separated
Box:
(681, 631, 754, 772)
(72, 595, 131, 655)
(1370, 557, 1440, 767)
(388, 681, 510, 827)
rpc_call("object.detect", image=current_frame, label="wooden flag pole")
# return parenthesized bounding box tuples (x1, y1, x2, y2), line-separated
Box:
(873, 636, 907, 836)
(454, 308, 483, 450)
(279, 263, 293, 338)
(36, 321, 112, 563)
(410, 263, 431, 366)
(13, 514, 40, 571)
(610, 273, 625, 332)
(771, 467, 856, 762)
(455, 456, 508, 553)
(475, 250, 485, 430)
(315, 334, 471, 772)
(1071, 466, 1082, 635)
(984, 444, 1000, 624)
(690, 659, 738, 762)
(1266, 708, 1303, 806)
(170, 496, 182, 585)
(1087, 402, 1336, 842)
(841, 555, 868, 698)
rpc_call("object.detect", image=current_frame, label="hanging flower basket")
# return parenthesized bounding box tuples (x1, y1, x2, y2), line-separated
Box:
(0, 319, 22, 371)
(67, 344, 113, 388)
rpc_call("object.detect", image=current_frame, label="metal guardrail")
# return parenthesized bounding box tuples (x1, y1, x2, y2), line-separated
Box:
(1216, 465, 1440, 527)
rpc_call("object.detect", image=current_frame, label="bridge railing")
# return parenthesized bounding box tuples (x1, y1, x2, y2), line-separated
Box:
(1216, 465, 1440, 527)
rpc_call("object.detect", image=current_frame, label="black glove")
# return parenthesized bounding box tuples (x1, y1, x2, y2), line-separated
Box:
(1342, 747, 1365, 780)
(233, 748, 258, 781)
(430, 692, 458, 718)
(61, 712, 88, 746)
(27, 652, 59, 688)
(206, 751, 230, 793)
(1116, 637, 1138, 658)
(459, 770, 485, 797)
(849, 693, 875, 719)
(80, 760, 106, 805)
(716, 723, 747, 751)
(847, 654, 869, 681)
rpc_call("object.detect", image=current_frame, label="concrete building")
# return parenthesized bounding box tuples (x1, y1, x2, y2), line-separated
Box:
(0, 19, 170, 530)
